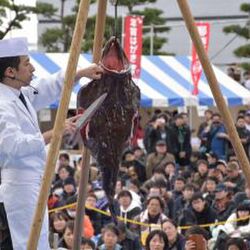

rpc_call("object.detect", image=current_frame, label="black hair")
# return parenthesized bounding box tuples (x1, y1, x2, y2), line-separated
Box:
(117, 190, 132, 200)
(59, 152, 70, 161)
(145, 230, 168, 250)
(146, 195, 165, 211)
(0, 56, 20, 81)
(103, 223, 120, 237)
(197, 159, 209, 168)
(185, 225, 209, 241)
(191, 192, 205, 203)
(81, 237, 96, 249)
(162, 218, 178, 228)
(225, 237, 247, 250)
(184, 183, 195, 191)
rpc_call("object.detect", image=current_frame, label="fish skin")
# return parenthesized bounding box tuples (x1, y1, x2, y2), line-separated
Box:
(77, 37, 140, 222)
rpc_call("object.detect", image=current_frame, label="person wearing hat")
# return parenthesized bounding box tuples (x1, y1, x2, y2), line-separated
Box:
(212, 183, 236, 222)
(224, 161, 246, 194)
(146, 139, 175, 179)
(0, 37, 103, 249)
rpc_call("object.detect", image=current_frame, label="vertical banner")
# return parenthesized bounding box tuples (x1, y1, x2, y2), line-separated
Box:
(191, 22, 210, 95)
(124, 15, 143, 79)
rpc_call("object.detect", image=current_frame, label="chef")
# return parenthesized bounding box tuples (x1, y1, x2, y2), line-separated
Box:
(0, 37, 103, 249)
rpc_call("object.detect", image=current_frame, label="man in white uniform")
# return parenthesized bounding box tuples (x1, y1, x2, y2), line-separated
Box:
(0, 37, 103, 249)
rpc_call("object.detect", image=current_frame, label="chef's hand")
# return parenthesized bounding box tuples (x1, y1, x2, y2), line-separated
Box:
(76, 63, 104, 81)
(63, 114, 82, 136)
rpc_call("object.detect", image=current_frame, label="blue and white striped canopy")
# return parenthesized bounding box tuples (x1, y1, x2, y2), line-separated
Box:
(29, 53, 250, 109)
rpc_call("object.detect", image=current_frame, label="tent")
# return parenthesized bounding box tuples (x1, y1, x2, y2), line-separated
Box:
(30, 53, 250, 109)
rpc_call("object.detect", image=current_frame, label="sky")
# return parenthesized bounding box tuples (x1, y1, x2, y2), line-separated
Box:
(4, 0, 38, 50)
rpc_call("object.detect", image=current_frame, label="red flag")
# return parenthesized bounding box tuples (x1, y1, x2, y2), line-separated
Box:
(191, 22, 210, 95)
(124, 16, 143, 79)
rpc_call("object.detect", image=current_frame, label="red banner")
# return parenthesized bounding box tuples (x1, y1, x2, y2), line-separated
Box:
(124, 15, 143, 79)
(191, 22, 210, 95)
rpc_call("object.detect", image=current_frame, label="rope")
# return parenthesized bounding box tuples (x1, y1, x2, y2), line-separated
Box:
(48, 202, 250, 230)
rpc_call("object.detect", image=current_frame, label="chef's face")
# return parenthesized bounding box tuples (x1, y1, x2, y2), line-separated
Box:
(12, 56, 35, 87)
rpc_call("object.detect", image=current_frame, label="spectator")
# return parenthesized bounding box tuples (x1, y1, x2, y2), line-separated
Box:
(146, 139, 175, 179)
(143, 115, 162, 154)
(179, 192, 216, 237)
(202, 113, 229, 160)
(212, 200, 250, 249)
(57, 177, 77, 207)
(202, 176, 217, 206)
(212, 183, 236, 222)
(174, 184, 195, 221)
(233, 116, 250, 158)
(193, 160, 209, 189)
(115, 190, 141, 227)
(171, 176, 186, 201)
(206, 151, 218, 169)
(132, 196, 168, 244)
(234, 185, 250, 205)
(49, 211, 68, 248)
(244, 111, 250, 131)
(58, 220, 75, 249)
(85, 193, 102, 235)
(117, 222, 141, 250)
(197, 109, 213, 153)
(162, 219, 185, 250)
(184, 226, 209, 250)
(58, 152, 75, 177)
(52, 166, 71, 193)
(224, 161, 245, 194)
(145, 230, 169, 250)
(98, 223, 122, 250)
(167, 114, 192, 167)
(81, 238, 96, 250)
(225, 237, 248, 250)
(163, 161, 177, 190)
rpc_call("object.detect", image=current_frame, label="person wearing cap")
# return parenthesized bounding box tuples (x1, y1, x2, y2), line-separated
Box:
(145, 139, 175, 179)
(212, 183, 236, 222)
(0, 37, 103, 250)
(224, 161, 246, 194)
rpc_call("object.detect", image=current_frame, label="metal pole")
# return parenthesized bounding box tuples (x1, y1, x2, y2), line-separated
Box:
(150, 23, 154, 55)
(27, 0, 91, 249)
(177, 0, 250, 186)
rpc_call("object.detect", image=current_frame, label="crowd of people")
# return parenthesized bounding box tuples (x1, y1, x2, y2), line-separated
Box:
(48, 108, 250, 250)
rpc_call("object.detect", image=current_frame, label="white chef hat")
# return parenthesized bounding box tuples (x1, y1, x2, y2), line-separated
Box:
(0, 37, 29, 58)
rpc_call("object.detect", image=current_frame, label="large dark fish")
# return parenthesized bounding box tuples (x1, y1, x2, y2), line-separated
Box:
(77, 37, 140, 220)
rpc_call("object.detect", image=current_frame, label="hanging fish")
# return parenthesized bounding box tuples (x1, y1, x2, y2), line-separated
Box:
(77, 37, 140, 220)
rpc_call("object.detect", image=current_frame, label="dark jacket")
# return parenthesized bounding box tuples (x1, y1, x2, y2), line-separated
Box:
(167, 123, 192, 166)
(119, 229, 141, 250)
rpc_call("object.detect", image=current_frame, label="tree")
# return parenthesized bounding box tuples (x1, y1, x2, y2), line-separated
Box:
(0, 0, 57, 39)
(40, 0, 170, 55)
(223, 3, 250, 70)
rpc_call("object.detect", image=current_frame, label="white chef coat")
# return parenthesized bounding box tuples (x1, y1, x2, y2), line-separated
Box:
(0, 71, 65, 250)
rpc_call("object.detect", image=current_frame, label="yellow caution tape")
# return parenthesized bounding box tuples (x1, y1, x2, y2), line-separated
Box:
(49, 202, 250, 229)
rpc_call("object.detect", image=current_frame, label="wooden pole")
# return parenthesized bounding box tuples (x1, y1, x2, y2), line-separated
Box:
(176, 0, 250, 185)
(72, 1, 108, 249)
(27, 0, 91, 249)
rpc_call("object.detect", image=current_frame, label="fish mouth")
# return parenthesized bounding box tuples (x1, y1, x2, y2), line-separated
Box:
(100, 36, 131, 76)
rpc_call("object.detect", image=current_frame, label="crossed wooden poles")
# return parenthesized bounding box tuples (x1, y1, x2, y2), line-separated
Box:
(27, 0, 250, 249)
